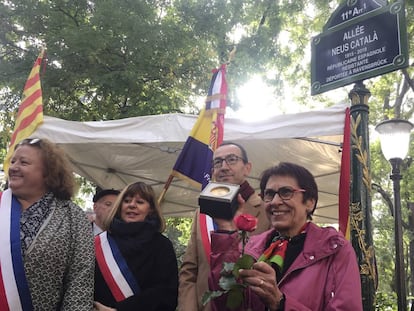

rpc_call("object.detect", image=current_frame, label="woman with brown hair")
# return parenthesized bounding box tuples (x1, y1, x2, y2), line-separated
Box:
(94, 181, 178, 311)
(0, 138, 94, 310)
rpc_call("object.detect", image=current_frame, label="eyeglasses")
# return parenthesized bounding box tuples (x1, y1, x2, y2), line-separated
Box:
(15, 138, 42, 149)
(21, 138, 41, 145)
(212, 154, 245, 169)
(262, 186, 306, 203)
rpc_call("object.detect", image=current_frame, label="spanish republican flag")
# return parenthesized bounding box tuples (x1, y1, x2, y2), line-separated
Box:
(169, 64, 227, 263)
(3, 50, 45, 176)
(171, 64, 227, 189)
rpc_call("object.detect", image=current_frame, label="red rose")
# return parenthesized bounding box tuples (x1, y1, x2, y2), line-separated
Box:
(234, 214, 258, 232)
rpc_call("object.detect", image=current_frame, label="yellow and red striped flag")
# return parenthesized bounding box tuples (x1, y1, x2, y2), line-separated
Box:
(3, 49, 45, 176)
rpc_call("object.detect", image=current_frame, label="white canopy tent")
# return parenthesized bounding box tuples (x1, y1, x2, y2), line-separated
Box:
(30, 102, 347, 224)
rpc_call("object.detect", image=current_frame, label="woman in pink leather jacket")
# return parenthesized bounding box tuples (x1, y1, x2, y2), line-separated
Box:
(208, 162, 362, 311)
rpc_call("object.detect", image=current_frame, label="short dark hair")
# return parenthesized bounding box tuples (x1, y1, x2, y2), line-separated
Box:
(260, 162, 318, 218)
(218, 141, 248, 163)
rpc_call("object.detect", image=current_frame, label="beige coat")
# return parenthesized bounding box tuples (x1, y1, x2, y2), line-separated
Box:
(24, 197, 94, 310)
(178, 193, 269, 311)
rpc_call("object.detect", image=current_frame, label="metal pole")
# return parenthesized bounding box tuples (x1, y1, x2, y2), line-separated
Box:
(349, 81, 376, 310)
(390, 158, 407, 311)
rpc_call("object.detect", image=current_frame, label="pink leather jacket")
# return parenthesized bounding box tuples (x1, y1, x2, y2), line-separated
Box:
(209, 222, 363, 311)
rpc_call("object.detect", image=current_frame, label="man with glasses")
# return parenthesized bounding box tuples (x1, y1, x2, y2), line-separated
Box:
(178, 142, 269, 311)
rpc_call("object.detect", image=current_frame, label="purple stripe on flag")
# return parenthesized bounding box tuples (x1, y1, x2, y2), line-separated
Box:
(205, 70, 221, 110)
(173, 136, 213, 188)
(207, 70, 220, 97)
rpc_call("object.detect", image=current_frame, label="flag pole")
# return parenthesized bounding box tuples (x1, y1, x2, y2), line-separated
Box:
(226, 46, 236, 65)
(157, 174, 174, 206)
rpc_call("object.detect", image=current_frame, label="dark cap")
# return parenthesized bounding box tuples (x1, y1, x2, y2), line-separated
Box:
(93, 189, 120, 203)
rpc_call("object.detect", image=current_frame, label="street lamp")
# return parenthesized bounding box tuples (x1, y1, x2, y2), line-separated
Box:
(376, 119, 413, 311)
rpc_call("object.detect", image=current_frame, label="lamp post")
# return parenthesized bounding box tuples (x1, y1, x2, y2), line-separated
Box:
(376, 119, 413, 311)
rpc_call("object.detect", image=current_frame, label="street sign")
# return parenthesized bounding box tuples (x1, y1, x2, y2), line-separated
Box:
(324, 0, 386, 30)
(311, 0, 408, 96)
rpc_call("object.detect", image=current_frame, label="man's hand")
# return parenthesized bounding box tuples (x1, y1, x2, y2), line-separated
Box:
(213, 194, 246, 231)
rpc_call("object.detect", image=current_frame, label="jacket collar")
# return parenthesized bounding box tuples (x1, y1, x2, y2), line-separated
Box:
(245, 223, 346, 283)
(280, 223, 345, 283)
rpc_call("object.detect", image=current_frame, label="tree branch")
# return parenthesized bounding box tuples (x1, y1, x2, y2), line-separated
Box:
(372, 182, 393, 216)
(402, 66, 414, 93)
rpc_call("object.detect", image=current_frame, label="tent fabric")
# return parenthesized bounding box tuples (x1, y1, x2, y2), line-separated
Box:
(31, 102, 347, 223)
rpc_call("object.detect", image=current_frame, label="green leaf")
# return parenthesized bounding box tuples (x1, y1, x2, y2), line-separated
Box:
(233, 254, 256, 278)
(226, 287, 244, 310)
(221, 261, 235, 275)
(201, 290, 225, 306)
(218, 275, 238, 291)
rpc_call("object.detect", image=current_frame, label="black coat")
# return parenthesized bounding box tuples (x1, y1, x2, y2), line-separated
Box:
(94, 219, 178, 311)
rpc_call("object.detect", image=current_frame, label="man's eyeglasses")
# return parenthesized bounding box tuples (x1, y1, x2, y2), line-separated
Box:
(262, 186, 306, 203)
(212, 154, 245, 169)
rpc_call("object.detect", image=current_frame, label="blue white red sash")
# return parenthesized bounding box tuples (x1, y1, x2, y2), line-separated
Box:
(95, 232, 140, 302)
(199, 213, 217, 265)
(0, 189, 33, 311)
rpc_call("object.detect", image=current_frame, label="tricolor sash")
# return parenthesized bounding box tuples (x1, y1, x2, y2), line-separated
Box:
(0, 189, 33, 311)
(95, 232, 140, 302)
(199, 213, 217, 265)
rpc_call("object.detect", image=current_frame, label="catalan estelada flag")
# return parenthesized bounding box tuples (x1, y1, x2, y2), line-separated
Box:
(339, 107, 351, 239)
(3, 50, 45, 176)
(170, 64, 227, 189)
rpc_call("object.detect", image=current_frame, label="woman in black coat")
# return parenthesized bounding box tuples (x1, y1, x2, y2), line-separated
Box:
(94, 182, 178, 311)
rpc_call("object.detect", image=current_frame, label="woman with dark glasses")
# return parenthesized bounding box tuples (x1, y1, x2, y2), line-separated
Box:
(208, 162, 362, 310)
(0, 138, 94, 310)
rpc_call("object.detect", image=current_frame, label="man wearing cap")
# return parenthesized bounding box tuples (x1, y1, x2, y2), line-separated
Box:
(92, 189, 120, 235)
